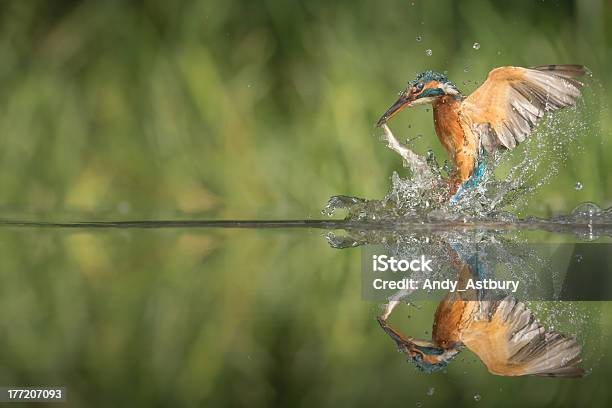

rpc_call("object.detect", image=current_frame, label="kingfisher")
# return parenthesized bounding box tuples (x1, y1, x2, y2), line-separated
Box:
(377, 247, 584, 377)
(376, 65, 585, 198)
(377, 296, 584, 377)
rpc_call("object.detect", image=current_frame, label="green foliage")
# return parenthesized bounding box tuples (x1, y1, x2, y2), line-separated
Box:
(0, 0, 609, 219)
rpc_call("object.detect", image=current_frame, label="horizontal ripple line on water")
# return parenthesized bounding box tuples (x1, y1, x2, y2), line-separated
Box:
(0, 218, 609, 236)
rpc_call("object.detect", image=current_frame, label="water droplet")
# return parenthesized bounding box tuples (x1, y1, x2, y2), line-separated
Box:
(575, 254, 583, 263)
(473, 42, 481, 50)
(415, 402, 422, 408)
(464, 67, 469, 73)
(571, 202, 601, 218)
(474, 394, 481, 402)
(575, 182, 583, 190)
(416, 35, 422, 42)
(427, 387, 435, 396)
(425, 49, 432, 56)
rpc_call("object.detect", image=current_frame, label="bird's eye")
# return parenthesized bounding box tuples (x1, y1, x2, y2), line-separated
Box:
(414, 83, 425, 93)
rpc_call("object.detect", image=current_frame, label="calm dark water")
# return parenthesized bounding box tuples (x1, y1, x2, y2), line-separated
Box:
(0, 219, 610, 407)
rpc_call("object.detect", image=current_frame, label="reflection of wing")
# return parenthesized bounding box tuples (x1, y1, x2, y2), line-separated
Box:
(460, 296, 584, 377)
(460, 65, 584, 152)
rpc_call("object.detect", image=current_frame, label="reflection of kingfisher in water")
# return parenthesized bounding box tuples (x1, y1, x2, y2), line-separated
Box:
(376, 65, 585, 200)
(377, 247, 585, 377)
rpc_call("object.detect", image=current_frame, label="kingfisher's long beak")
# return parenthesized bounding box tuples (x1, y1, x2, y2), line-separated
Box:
(376, 316, 414, 349)
(376, 93, 413, 127)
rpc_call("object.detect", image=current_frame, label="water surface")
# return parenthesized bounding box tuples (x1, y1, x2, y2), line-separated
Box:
(0, 216, 610, 406)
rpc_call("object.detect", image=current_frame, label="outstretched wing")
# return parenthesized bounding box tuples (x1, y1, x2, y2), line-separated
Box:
(460, 296, 584, 377)
(460, 65, 585, 152)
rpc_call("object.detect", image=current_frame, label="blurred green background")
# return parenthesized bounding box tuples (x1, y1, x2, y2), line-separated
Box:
(0, 1, 611, 407)
(0, 0, 610, 220)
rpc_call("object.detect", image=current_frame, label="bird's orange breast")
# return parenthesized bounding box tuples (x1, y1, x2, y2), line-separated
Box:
(432, 249, 482, 347)
(433, 96, 478, 184)
(432, 296, 466, 346)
